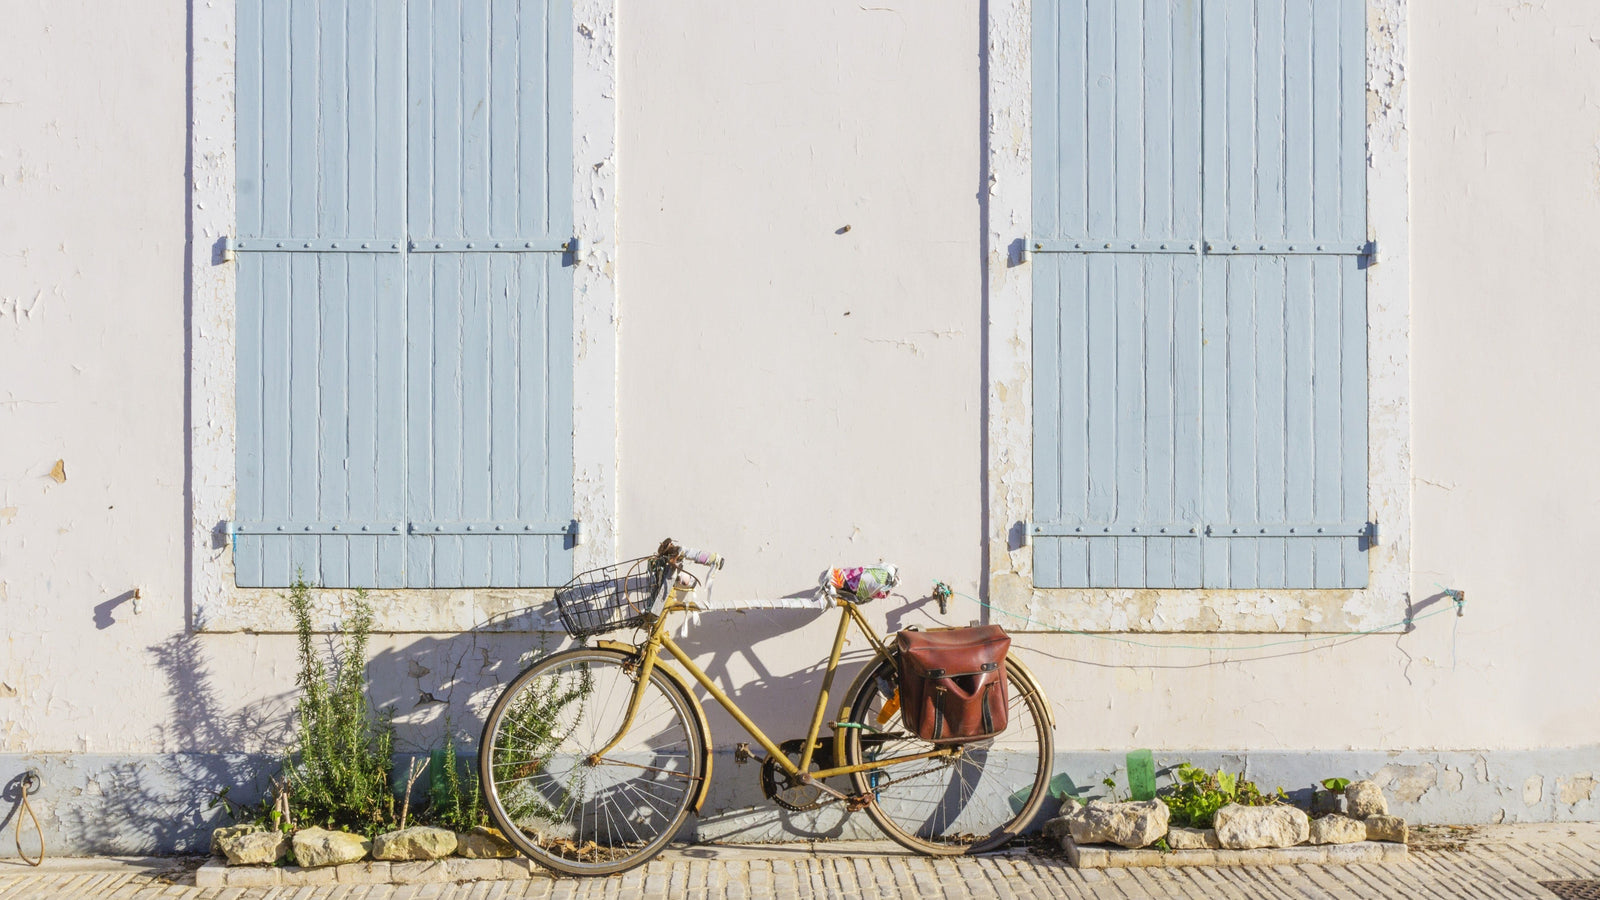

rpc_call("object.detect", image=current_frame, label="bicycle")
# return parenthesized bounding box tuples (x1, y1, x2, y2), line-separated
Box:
(477, 539, 1055, 876)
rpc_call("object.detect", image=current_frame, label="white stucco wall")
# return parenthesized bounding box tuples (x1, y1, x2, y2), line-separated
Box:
(4, 0, 1600, 853)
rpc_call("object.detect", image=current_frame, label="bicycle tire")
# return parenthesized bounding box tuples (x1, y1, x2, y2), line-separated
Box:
(478, 647, 706, 876)
(840, 650, 1054, 855)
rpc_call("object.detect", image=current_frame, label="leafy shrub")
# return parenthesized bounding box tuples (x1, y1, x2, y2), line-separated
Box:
(285, 578, 396, 834)
(489, 663, 594, 824)
(1159, 763, 1286, 829)
(427, 729, 487, 831)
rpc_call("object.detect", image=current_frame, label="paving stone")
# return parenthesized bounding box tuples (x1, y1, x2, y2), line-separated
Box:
(389, 859, 451, 883)
(335, 861, 392, 883)
(279, 865, 340, 885)
(218, 865, 280, 887)
(503, 856, 551, 879)
(0, 826, 1574, 899)
(444, 857, 509, 881)
(193, 859, 225, 888)
(1324, 842, 1387, 865)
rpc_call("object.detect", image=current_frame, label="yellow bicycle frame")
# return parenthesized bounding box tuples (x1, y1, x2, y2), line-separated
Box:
(587, 583, 960, 792)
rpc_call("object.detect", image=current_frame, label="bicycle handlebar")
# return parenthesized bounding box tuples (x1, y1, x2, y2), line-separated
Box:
(681, 547, 725, 570)
(656, 537, 726, 570)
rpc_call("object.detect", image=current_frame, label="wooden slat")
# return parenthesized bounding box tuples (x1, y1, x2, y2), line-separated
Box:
(236, 0, 409, 587)
(1033, 0, 1204, 588)
(404, 0, 573, 587)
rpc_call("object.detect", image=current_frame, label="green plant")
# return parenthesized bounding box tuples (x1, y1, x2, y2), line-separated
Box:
(491, 663, 595, 824)
(1321, 777, 1351, 793)
(284, 577, 396, 835)
(1100, 775, 1126, 803)
(1159, 763, 1287, 829)
(427, 728, 487, 831)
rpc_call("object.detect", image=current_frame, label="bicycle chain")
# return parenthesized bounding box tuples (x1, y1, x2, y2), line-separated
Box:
(803, 759, 954, 813)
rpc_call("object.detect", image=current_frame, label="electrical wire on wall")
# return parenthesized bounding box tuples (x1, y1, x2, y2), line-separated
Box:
(931, 581, 1468, 668)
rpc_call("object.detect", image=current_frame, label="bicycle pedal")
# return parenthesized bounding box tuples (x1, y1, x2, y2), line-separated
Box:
(735, 742, 753, 765)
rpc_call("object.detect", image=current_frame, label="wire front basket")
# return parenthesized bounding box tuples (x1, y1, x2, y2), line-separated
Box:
(554, 556, 671, 639)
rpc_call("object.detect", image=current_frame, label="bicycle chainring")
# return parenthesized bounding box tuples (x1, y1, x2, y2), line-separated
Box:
(760, 738, 836, 812)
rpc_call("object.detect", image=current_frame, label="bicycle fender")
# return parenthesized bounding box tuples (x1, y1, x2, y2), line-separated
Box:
(999, 653, 1055, 730)
(593, 640, 715, 815)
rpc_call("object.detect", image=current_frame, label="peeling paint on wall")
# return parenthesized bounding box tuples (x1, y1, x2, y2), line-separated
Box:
(1557, 774, 1596, 806)
(1376, 762, 1439, 804)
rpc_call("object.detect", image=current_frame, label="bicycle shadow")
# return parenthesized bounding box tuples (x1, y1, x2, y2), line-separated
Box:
(163, 578, 1019, 847)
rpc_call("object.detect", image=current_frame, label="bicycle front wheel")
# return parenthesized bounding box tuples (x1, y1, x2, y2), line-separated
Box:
(479, 647, 705, 876)
(841, 651, 1054, 855)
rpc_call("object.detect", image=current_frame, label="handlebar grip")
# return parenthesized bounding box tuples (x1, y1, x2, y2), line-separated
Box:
(682, 547, 726, 570)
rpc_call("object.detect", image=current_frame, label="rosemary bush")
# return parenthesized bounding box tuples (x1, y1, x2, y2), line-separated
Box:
(490, 663, 594, 824)
(285, 578, 396, 834)
(427, 728, 487, 831)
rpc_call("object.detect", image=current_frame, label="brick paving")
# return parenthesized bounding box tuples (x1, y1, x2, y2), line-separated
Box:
(2, 825, 1598, 898)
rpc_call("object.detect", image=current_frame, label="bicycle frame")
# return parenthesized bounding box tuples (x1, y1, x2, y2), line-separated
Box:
(587, 583, 960, 791)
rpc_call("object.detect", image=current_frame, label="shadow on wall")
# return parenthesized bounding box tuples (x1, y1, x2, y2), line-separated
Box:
(0, 634, 287, 856)
(12, 578, 962, 855)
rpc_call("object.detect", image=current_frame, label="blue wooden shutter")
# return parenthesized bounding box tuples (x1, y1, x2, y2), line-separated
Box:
(235, 0, 408, 588)
(403, 0, 574, 588)
(236, 0, 574, 589)
(1032, 0, 1368, 589)
(1199, 0, 1367, 588)
(1032, 0, 1206, 588)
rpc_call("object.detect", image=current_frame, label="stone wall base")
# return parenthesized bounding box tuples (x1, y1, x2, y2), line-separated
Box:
(195, 857, 550, 888)
(6, 747, 1597, 856)
(1064, 839, 1409, 869)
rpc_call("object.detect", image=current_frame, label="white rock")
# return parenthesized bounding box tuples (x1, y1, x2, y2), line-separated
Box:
(292, 827, 371, 868)
(1308, 815, 1367, 845)
(210, 824, 261, 857)
(1064, 799, 1170, 849)
(373, 826, 459, 861)
(219, 830, 289, 866)
(1365, 815, 1409, 843)
(1345, 780, 1389, 819)
(1213, 804, 1311, 850)
(456, 826, 518, 859)
(1166, 826, 1221, 850)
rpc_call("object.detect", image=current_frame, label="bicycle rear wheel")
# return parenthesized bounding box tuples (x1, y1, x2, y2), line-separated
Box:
(478, 647, 705, 876)
(840, 651, 1053, 855)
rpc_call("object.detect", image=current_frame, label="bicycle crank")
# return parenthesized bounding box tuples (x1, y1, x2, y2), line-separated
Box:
(760, 738, 836, 812)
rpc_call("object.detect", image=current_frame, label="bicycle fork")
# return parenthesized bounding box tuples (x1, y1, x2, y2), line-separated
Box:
(584, 639, 663, 766)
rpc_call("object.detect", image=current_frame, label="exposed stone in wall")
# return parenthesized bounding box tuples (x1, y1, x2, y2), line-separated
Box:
(1376, 763, 1439, 805)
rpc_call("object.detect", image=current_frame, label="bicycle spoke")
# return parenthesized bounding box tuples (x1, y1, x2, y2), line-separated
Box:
(480, 649, 702, 876)
(844, 654, 1053, 855)
(592, 757, 700, 779)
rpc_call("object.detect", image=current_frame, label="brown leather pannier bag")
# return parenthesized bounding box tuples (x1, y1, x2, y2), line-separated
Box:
(894, 625, 1011, 744)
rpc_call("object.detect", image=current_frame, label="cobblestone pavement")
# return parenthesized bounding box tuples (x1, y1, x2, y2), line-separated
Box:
(4, 825, 1600, 898)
